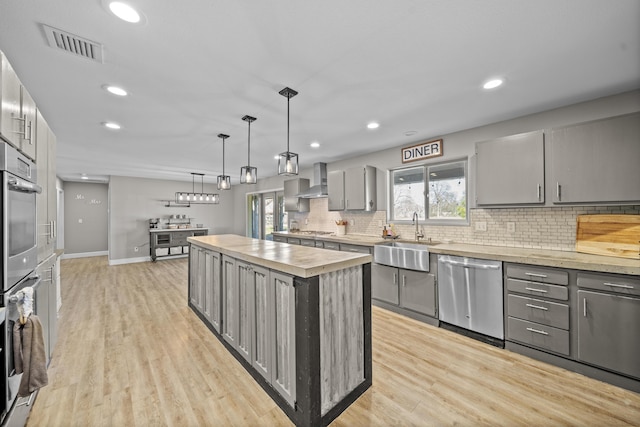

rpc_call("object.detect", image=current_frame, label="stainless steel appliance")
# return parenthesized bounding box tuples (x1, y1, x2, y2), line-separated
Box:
(438, 255, 504, 346)
(1, 274, 41, 425)
(1, 142, 41, 291)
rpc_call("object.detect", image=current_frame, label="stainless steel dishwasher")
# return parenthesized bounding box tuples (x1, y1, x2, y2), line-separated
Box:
(437, 255, 504, 345)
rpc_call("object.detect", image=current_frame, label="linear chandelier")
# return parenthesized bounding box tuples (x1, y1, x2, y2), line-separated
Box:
(217, 133, 231, 190)
(278, 87, 299, 176)
(176, 172, 220, 204)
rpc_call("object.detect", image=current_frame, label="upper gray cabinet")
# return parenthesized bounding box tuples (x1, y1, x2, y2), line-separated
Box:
(476, 130, 545, 205)
(327, 170, 345, 211)
(284, 178, 310, 212)
(345, 165, 377, 211)
(0, 51, 36, 160)
(549, 112, 640, 204)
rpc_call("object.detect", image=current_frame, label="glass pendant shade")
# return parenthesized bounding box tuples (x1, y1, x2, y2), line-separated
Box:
(216, 133, 232, 190)
(240, 115, 257, 184)
(278, 152, 299, 175)
(278, 87, 299, 176)
(175, 172, 219, 204)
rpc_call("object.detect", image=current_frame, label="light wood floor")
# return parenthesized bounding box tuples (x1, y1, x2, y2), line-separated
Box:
(27, 256, 640, 426)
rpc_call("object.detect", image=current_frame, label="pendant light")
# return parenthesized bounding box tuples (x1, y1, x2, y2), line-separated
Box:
(216, 133, 231, 190)
(277, 87, 299, 176)
(176, 172, 219, 204)
(240, 115, 257, 184)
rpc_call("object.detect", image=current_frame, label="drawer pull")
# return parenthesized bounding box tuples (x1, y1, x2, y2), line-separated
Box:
(525, 287, 548, 293)
(603, 282, 634, 290)
(525, 303, 548, 311)
(526, 327, 549, 336)
(525, 272, 547, 278)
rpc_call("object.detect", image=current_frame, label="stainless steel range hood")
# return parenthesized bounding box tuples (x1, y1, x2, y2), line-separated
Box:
(296, 162, 328, 198)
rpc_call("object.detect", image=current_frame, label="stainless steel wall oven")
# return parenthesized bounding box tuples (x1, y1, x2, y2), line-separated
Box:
(1, 142, 40, 292)
(1, 142, 41, 425)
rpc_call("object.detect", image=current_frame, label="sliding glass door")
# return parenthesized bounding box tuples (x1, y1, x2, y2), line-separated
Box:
(247, 191, 287, 240)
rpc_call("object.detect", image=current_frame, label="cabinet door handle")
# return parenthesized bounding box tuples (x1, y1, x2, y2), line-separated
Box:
(393, 273, 397, 285)
(525, 303, 548, 311)
(525, 287, 547, 293)
(603, 282, 634, 289)
(556, 182, 561, 201)
(525, 272, 547, 278)
(537, 184, 541, 201)
(526, 327, 549, 336)
(583, 298, 587, 317)
(402, 275, 406, 287)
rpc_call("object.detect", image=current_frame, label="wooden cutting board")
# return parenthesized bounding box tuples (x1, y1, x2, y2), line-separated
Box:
(576, 214, 640, 259)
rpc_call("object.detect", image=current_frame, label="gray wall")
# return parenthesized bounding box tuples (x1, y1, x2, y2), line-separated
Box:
(63, 181, 109, 255)
(231, 89, 640, 234)
(108, 176, 235, 261)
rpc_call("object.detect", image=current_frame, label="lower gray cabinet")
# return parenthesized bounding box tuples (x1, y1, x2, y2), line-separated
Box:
(577, 290, 640, 379)
(35, 253, 58, 365)
(372, 263, 437, 318)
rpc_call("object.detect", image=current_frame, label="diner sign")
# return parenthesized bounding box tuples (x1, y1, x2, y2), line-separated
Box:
(401, 139, 443, 163)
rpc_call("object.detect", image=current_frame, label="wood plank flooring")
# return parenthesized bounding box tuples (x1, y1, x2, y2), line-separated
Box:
(27, 256, 640, 426)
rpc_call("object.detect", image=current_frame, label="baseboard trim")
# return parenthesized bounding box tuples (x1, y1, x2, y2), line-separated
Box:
(61, 250, 108, 260)
(109, 256, 152, 265)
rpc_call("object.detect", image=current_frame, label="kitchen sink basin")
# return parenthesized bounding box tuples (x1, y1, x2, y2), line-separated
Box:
(374, 241, 431, 271)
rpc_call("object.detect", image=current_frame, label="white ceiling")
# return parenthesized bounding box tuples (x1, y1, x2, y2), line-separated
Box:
(1, 0, 638, 184)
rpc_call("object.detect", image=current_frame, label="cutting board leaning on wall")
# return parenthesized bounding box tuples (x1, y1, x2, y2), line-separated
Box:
(576, 214, 640, 260)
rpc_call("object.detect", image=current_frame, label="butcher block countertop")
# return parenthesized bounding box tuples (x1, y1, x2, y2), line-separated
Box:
(188, 234, 371, 278)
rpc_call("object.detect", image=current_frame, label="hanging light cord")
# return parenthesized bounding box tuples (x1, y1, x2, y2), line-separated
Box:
(222, 139, 226, 175)
(286, 94, 290, 153)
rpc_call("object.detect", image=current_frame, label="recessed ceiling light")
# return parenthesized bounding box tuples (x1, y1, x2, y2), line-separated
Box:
(310, 142, 320, 148)
(104, 85, 128, 96)
(483, 79, 503, 90)
(109, 1, 141, 23)
(81, 174, 89, 180)
(103, 122, 121, 130)
(367, 122, 380, 129)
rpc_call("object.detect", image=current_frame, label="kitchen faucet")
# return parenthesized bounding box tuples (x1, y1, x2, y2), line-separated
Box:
(412, 211, 424, 241)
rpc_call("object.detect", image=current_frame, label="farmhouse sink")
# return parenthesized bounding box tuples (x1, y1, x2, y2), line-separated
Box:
(373, 241, 432, 272)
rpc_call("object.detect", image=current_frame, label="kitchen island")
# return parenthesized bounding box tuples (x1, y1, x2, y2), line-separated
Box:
(187, 234, 372, 427)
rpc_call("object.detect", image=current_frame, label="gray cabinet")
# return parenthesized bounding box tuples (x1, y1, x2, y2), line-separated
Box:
(327, 170, 345, 211)
(339, 243, 372, 254)
(150, 229, 207, 261)
(273, 235, 287, 243)
(577, 271, 640, 379)
(476, 130, 544, 205)
(236, 260, 254, 363)
(36, 110, 57, 262)
(35, 253, 58, 365)
(0, 52, 36, 160)
(284, 178, 310, 212)
(577, 290, 640, 379)
(344, 166, 376, 211)
(549, 112, 640, 204)
(505, 263, 570, 356)
(372, 263, 437, 317)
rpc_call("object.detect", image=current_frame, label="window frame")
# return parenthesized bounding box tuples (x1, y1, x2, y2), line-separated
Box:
(388, 158, 469, 226)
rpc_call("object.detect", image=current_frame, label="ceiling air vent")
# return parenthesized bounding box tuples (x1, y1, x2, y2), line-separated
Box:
(42, 24, 104, 63)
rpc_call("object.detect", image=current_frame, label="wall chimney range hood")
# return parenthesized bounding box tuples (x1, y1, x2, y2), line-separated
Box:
(296, 162, 328, 198)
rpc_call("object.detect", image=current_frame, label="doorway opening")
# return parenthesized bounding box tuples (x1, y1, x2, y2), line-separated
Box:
(247, 191, 288, 240)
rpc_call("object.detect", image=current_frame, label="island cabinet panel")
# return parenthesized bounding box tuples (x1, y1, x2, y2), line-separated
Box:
(272, 272, 296, 407)
(222, 255, 238, 347)
(236, 261, 254, 363)
(252, 266, 273, 381)
(205, 250, 222, 332)
(188, 245, 205, 314)
(319, 266, 364, 415)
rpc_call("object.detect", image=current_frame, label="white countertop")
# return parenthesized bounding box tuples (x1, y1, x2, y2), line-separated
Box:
(188, 234, 372, 278)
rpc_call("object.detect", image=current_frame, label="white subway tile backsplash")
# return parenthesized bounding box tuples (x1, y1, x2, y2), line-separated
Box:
(292, 199, 639, 252)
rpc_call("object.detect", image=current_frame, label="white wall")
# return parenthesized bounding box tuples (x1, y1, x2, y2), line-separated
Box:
(109, 176, 236, 262)
(63, 181, 109, 255)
